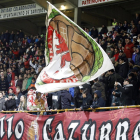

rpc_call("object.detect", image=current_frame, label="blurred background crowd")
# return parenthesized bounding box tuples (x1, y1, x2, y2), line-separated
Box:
(0, 13, 140, 113)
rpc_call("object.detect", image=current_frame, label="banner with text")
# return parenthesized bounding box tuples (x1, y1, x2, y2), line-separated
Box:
(0, 3, 47, 20)
(78, 0, 120, 7)
(0, 108, 140, 139)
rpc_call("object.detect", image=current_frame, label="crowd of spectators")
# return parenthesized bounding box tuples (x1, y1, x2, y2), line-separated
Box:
(0, 13, 140, 113)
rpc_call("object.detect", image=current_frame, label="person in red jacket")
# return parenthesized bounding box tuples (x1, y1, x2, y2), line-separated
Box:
(113, 48, 119, 61)
(12, 49, 19, 59)
(24, 58, 29, 69)
(124, 38, 134, 61)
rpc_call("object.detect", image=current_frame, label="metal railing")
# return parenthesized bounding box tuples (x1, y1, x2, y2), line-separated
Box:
(0, 105, 139, 114)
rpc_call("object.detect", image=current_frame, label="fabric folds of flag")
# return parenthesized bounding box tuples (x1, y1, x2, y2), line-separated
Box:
(35, 2, 114, 93)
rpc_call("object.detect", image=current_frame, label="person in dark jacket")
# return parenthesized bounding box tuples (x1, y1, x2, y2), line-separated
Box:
(112, 90, 121, 106)
(73, 87, 83, 108)
(100, 25, 108, 34)
(135, 46, 140, 66)
(114, 79, 133, 106)
(16, 86, 22, 107)
(118, 57, 128, 78)
(50, 91, 61, 110)
(91, 26, 98, 38)
(60, 90, 71, 109)
(5, 93, 16, 111)
(80, 88, 92, 110)
(90, 90, 105, 109)
(92, 78, 106, 101)
(128, 73, 139, 104)
(0, 75, 9, 93)
(106, 69, 124, 90)
(16, 75, 23, 89)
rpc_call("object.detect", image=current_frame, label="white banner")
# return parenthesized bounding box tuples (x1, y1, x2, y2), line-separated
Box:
(0, 3, 47, 20)
(35, 2, 114, 93)
(78, 0, 118, 7)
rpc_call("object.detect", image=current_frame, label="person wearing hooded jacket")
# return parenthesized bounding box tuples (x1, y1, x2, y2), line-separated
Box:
(60, 90, 72, 109)
(91, 78, 106, 101)
(90, 90, 105, 109)
(80, 88, 92, 110)
(73, 87, 83, 108)
(114, 79, 133, 106)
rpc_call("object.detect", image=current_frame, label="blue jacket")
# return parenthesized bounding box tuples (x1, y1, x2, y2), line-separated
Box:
(135, 53, 140, 66)
(90, 90, 105, 108)
(132, 53, 136, 63)
(69, 87, 74, 98)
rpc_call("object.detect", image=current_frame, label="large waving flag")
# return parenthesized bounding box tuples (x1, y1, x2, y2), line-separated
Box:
(35, 2, 114, 93)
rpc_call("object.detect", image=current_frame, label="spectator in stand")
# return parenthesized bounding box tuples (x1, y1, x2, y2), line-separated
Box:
(26, 74, 33, 90)
(24, 58, 29, 70)
(90, 90, 105, 109)
(123, 21, 128, 31)
(0, 72, 9, 94)
(80, 88, 92, 110)
(73, 87, 83, 108)
(134, 13, 140, 26)
(49, 91, 61, 110)
(128, 73, 139, 104)
(137, 21, 140, 34)
(118, 57, 128, 78)
(0, 92, 6, 111)
(7, 68, 15, 84)
(91, 26, 98, 38)
(112, 18, 117, 26)
(91, 78, 106, 101)
(16, 86, 22, 108)
(28, 77, 35, 90)
(18, 95, 27, 111)
(60, 90, 72, 109)
(16, 75, 23, 89)
(132, 46, 137, 63)
(114, 79, 133, 106)
(131, 24, 138, 36)
(5, 93, 16, 111)
(113, 48, 119, 62)
(134, 46, 140, 66)
(112, 88, 121, 106)
(100, 25, 108, 34)
(124, 37, 134, 61)
(22, 73, 28, 92)
(9, 81, 16, 94)
(19, 29, 24, 39)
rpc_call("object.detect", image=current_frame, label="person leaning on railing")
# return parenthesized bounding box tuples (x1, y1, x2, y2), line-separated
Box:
(5, 93, 16, 111)
(18, 95, 27, 111)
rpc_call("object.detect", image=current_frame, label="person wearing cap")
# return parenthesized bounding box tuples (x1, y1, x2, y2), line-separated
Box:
(80, 88, 92, 110)
(114, 79, 133, 106)
(124, 37, 134, 61)
(90, 90, 105, 110)
(118, 57, 128, 78)
(5, 93, 16, 111)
